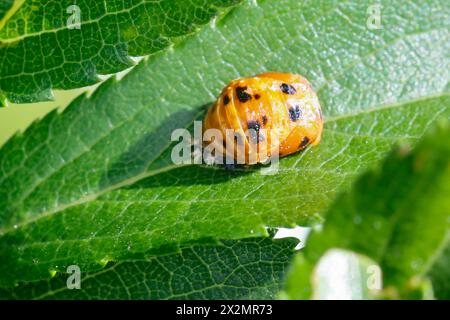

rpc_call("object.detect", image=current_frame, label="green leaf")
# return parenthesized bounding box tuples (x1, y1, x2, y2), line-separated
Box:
(280, 250, 381, 300)
(0, 236, 297, 300)
(428, 243, 450, 299)
(0, 0, 242, 105)
(0, 0, 449, 286)
(282, 122, 450, 299)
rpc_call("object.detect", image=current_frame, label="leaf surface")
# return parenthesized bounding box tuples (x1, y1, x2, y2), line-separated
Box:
(0, 236, 297, 300)
(0, 0, 449, 286)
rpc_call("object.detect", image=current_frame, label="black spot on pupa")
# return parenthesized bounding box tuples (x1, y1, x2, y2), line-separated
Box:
(299, 137, 310, 149)
(223, 95, 230, 105)
(247, 120, 261, 132)
(247, 120, 264, 144)
(236, 86, 252, 103)
(288, 105, 302, 122)
(262, 115, 268, 125)
(280, 83, 297, 95)
(254, 94, 261, 100)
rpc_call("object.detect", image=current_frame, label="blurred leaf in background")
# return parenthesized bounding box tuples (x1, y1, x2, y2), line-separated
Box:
(281, 122, 450, 299)
(0, 0, 449, 299)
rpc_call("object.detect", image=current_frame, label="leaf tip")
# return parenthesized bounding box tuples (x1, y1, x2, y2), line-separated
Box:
(48, 269, 57, 278)
(98, 257, 113, 268)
